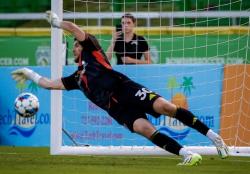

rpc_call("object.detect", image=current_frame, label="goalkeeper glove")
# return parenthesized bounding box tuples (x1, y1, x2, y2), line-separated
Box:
(46, 10, 61, 28)
(11, 68, 42, 84)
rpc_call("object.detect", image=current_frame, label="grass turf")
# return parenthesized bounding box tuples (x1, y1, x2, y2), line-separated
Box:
(0, 146, 250, 174)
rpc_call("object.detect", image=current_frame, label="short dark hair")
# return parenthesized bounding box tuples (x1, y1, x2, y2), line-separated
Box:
(121, 13, 136, 23)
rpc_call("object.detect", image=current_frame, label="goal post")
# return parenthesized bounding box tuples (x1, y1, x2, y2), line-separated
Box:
(50, 0, 63, 155)
(50, 0, 250, 156)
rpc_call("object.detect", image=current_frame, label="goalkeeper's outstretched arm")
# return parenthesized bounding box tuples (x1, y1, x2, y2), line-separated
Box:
(11, 68, 65, 90)
(12, 11, 85, 90)
(46, 11, 86, 42)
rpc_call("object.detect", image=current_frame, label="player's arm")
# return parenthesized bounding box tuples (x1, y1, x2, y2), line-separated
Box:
(11, 68, 65, 90)
(122, 52, 152, 64)
(38, 77, 65, 90)
(143, 50, 152, 64)
(106, 30, 122, 61)
(106, 41, 115, 61)
(46, 11, 86, 42)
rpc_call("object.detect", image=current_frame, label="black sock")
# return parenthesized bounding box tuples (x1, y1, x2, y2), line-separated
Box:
(174, 107, 209, 135)
(150, 130, 182, 155)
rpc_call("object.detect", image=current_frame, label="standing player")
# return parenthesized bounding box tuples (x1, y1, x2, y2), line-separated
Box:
(106, 13, 152, 64)
(12, 11, 229, 166)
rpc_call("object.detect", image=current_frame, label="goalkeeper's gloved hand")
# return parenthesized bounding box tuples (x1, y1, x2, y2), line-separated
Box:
(11, 68, 42, 84)
(45, 10, 61, 28)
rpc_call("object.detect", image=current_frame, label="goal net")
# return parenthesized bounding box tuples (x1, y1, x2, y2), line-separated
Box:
(50, 0, 250, 156)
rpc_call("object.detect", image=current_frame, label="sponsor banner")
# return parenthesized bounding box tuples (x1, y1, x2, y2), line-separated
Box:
(67, 35, 250, 64)
(0, 65, 223, 146)
(0, 37, 51, 66)
(0, 35, 249, 66)
(0, 67, 50, 146)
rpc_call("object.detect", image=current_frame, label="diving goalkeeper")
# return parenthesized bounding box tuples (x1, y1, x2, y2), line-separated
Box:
(11, 11, 229, 166)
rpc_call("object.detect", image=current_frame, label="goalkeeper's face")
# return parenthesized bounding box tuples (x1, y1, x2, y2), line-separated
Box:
(73, 41, 83, 63)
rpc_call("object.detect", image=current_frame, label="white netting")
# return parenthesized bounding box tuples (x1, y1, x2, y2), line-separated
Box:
(51, 0, 250, 156)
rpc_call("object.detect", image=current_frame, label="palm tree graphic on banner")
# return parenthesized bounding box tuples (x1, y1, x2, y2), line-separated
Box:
(167, 76, 195, 110)
(181, 76, 195, 97)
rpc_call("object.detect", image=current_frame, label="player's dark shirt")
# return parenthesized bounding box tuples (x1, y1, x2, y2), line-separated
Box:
(61, 33, 126, 110)
(114, 34, 149, 64)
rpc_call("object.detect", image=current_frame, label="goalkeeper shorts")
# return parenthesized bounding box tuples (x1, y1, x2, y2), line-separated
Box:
(107, 79, 161, 132)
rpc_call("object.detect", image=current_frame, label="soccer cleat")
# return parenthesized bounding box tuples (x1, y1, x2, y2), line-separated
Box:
(213, 136, 229, 159)
(178, 153, 202, 166)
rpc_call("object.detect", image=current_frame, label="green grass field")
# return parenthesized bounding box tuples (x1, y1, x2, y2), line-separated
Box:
(0, 146, 250, 174)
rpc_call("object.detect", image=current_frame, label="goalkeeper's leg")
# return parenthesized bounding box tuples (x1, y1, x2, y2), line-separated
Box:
(153, 97, 229, 159)
(133, 118, 202, 166)
(174, 107, 229, 158)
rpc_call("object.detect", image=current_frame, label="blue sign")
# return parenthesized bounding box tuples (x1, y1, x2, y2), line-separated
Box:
(0, 67, 50, 146)
(0, 64, 223, 147)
